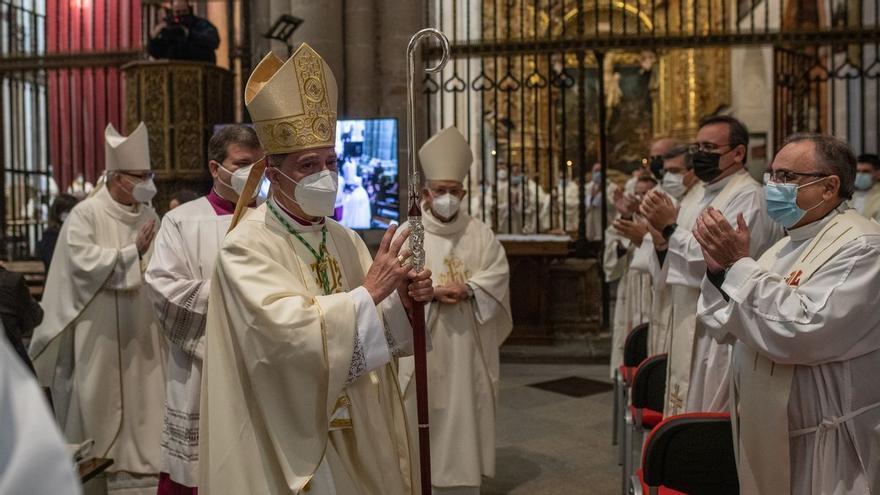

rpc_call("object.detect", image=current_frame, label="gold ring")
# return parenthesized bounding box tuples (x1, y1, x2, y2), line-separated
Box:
(397, 255, 406, 267)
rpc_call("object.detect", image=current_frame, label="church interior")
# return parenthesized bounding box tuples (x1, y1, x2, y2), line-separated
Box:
(2, 0, 880, 494)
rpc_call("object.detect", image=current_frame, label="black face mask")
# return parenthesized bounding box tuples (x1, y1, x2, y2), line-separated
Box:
(649, 156, 664, 180)
(691, 150, 723, 183)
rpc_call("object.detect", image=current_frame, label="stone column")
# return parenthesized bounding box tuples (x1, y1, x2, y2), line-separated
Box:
(343, 0, 377, 117)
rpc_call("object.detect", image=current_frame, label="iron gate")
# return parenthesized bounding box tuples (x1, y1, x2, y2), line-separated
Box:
(422, 0, 880, 328)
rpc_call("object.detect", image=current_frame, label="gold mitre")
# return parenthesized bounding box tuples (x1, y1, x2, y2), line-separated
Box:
(245, 43, 338, 155)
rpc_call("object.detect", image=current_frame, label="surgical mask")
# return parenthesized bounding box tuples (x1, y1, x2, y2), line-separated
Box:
(276, 169, 339, 217)
(511, 174, 524, 185)
(764, 177, 826, 229)
(431, 193, 460, 220)
(497, 169, 508, 181)
(592, 171, 602, 184)
(662, 172, 687, 199)
(123, 175, 157, 203)
(855, 172, 874, 191)
(649, 156, 664, 180)
(691, 150, 723, 183)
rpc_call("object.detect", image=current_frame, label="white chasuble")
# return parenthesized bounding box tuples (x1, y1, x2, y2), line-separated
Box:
(664, 171, 783, 415)
(145, 196, 231, 487)
(199, 200, 415, 495)
(397, 207, 512, 489)
(29, 186, 166, 488)
(699, 208, 880, 495)
(604, 218, 653, 378)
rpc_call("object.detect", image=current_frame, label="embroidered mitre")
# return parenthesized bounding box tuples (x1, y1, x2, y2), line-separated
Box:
(245, 43, 338, 154)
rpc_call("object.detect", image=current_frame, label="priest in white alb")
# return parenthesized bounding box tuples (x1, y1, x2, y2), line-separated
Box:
(29, 122, 166, 494)
(397, 127, 512, 495)
(633, 143, 704, 356)
(695, 133, 880, 495)
(641, 115, 782, 415)
(199, 44, 433, 495)
(145, 124, 263, 494)
(605, 175, 657, 377)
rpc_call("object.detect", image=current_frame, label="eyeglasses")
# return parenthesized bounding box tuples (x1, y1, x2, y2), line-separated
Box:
(687, 142, 736, 154)
(763, 170, 829, 184)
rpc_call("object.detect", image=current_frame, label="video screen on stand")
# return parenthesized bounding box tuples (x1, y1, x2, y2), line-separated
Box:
(333, 118, 399, 229)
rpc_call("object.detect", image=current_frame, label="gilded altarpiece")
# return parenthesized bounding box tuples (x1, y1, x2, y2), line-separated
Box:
(474, 0, 729, 343)
(480, 0, 730, 182)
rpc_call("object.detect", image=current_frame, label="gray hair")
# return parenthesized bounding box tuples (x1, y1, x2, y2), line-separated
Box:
(782, 133, 857, 200)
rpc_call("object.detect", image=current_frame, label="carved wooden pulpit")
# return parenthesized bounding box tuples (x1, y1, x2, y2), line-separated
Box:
(122, 60, 234, 213)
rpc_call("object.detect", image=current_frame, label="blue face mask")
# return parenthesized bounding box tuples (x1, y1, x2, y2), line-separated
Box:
(764, 177, 826, 229)
(855, 172, 874, 191)
(592, 171, 602, 184)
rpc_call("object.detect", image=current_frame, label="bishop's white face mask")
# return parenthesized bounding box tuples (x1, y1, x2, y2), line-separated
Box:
(432, 193, 461, 220)
(123, 175, 157, 203)
(276, 169, 339, 217)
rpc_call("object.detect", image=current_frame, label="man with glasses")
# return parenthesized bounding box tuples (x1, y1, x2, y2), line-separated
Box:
(30, 122, 166, 494)
(641, 115, 783, 415)
(694, 133, 880, 494)
(397, 126, 511, 495)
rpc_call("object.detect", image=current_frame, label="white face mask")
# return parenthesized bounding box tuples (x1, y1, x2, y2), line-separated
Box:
(276, 169, 339, 217)
(219, 162, 263, 200)
(662, 172, 687, 199)
(123, 175, 157, 203)
(60, 212, 69, 223)
(432, 193, 461, 220)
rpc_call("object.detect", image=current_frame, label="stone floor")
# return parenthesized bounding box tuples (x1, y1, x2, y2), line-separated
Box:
(481, 362, 620, 494)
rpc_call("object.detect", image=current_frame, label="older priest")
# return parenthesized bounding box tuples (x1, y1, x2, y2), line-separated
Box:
(199, 44, 433, 495)
(29, 122, 165, 495)
(696, 134, 880, 494)
(398, 127, 512, 495)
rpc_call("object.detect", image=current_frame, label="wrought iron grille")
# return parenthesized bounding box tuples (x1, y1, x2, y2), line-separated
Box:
(423, 0, 880, 241)
(1, 0, 50, 260)
(422, 0, 880, 328)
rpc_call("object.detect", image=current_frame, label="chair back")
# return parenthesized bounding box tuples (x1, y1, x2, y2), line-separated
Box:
(642, 413, 739, 495)
(622, 322, 649, 367)
(630, 354, 667, 412)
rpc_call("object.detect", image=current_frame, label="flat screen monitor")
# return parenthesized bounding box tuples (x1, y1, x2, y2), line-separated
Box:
(334, 118, 399, 229)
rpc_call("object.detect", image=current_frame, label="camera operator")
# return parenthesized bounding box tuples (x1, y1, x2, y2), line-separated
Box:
(147, 0, 220, 64)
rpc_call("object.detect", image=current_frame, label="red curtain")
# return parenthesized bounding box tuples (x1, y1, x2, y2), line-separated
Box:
(47, 0, 142, 191)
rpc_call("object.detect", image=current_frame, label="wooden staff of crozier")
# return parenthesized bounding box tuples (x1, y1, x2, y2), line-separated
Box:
(406, 27, 449, 495)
